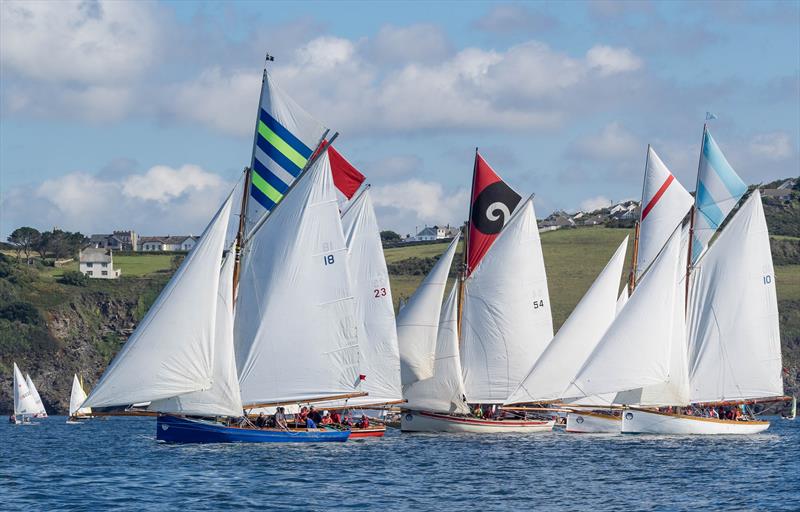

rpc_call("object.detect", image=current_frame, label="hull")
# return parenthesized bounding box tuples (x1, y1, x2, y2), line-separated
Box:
(621, 409, 770, 435)
(565, 411, 621, 433)
(401, 411, 554, 433)
(156, 415, 350, 444)
(349, 426, 386, 438)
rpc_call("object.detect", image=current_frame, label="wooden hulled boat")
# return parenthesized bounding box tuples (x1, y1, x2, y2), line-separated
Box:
(156, 415, 349, 443)
(565, 410, 621, 433)
(621, 409, 769, 435)
(401, 411, 554, 433)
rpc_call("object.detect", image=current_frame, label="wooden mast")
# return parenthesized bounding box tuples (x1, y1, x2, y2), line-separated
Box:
(685, 123, 707, 313)
(628, 145, 650, 294)
(458, 148, 478, 339)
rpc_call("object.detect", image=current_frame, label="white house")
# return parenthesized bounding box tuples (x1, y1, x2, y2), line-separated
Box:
(138, 235, 198, 252)
(79, 248, 121, 279)
(405, 225, 459, 242)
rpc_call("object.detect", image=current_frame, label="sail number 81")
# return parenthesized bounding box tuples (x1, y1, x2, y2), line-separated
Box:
(533, 299, 545, 309)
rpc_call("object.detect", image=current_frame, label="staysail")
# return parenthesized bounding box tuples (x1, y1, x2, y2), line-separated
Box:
(82, 194, 234, 409)
(637, 146, 693, 278)
(562, 228, 682, 399)
(234, 150, 360, 405)
(340, 188, 402, 405)
(149, 250, 244, 417)
(505, 238, 628, 405)
(69, 375, 92, 417)
(397, 234, 461, 387)
(404, 285, 469, 414)
(13, 363, 38, 417)
(460, 197, 553, 403)
(687, 191, 783, 402)
(25, 374, 47, 417)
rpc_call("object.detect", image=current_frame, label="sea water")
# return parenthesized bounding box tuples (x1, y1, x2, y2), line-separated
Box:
(1, 417, 798, 510)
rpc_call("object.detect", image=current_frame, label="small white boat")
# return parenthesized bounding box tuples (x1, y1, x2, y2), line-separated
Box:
(401, 411, 554, 433)
(12, 362, 43, 425)
(565, 411, 621, 433)
(621, 409, 769, 435)
(67, 374, 92, 423)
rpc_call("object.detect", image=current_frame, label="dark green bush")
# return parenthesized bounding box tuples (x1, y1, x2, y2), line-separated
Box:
(0, 301, 42, 324)
(60, 270, 89, 287)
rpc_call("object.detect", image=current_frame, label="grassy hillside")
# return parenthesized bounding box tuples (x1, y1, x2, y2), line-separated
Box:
(1, 226, 798, 413)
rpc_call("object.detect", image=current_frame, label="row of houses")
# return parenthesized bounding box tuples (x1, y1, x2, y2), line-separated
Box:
(540, 200, 639, 229)
(89, 230, 198, 252)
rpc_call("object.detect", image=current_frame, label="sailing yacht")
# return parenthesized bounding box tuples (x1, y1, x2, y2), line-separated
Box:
(398, 152, 555, 433)
(66, 374, 92, 424)
(80, 64, 380, 443)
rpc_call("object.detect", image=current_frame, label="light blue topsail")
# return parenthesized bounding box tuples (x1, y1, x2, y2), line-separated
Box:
(691, 129, 747, 263)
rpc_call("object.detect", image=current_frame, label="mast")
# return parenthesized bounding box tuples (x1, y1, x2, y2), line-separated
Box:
(685, 123, 707, 313)
(628, 145, 650, 293)
(458, 148, 479, 339)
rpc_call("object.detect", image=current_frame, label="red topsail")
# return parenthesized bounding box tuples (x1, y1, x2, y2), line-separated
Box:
(466, 152, 522, 276)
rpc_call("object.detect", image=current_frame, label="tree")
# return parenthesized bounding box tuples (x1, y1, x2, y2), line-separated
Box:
(7, 227, 40, 263)
(43, 230, 88, 259)
(380, 230, 401, 242)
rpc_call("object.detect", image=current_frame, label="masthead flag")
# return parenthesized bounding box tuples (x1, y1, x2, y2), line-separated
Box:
(467, 152, 522, 275)
(691, 128, 747, 263)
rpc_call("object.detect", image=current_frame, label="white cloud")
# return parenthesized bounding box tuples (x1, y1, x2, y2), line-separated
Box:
(1, 164, 232, 237)
(370, 179, 469, 234)
(579, 195, 613, 212)
(586, 46, 643, 76)
(574, 122, 640, 161)
(0, 0, 159, 84)
(748, 132, 794, 161)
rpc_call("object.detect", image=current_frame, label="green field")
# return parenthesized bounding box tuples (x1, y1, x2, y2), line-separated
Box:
(41, 254, 175, 279)
(383, 241, 464, 263)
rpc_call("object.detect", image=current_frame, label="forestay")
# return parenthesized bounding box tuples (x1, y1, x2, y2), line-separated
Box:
(637, 147, 693, 278)
(460, 198, 553, 404)
(83, 194, 233, 409)
(404, 285, 469, 414)
(397, 234, 461, 388)
(505, 238, 627, 405)
(563, 228, 682, 399)
(150, 251, 244, 417)
(687, 191, 783, 403)
(69, 375, 92, 417)
(341, 189, 402, 405)
(13, 363, 38, 416)
(235, 151, 360, 405)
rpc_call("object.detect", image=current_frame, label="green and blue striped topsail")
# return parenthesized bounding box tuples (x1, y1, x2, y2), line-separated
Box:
(248, 72, 327, 218)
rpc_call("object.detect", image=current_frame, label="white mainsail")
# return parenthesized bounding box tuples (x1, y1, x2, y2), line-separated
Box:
(687, 191, 783, 403)
(636, 146, 693, 278)
(460, 198, 553, 403)
(25, 374, 47, 416)
(82, 194, 234, 409)
(149, 250, 244, 417)
(505, 238, 628, 405)
(616, 287, 629, 315)
(234, 151, 360, 405)
(13, 363, 38, 417)
(562, 228, 682, 399)
(397, 234, 461, 388)
(69, 375, 92, 417)
(404, 285, 469, 414)
(341, 189, 402, 405)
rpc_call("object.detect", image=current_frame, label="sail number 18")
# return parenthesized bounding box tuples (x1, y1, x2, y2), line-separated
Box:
(323, 254, 335, 266)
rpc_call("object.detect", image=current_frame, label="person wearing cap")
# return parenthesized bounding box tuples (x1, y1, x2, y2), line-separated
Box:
(321, 410, 333, 425)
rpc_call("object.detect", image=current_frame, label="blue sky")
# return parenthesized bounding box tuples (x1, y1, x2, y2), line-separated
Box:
(1, 0, 798, 238)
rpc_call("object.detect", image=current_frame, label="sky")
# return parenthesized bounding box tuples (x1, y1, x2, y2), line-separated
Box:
(1, 0, 798, 238)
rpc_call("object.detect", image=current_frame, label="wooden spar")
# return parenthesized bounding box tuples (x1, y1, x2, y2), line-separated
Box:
(500, 406, 570, 413)
(317, 399, 407, 411)
(692, 396, 793, 408)
(685, 123, 707, 313)
(458, 150, 478, 340)
(90, 410, 160, 417)
(628, 221, 640, 293)
(242, 391, 368, 410)
(232, 166, 251, 302)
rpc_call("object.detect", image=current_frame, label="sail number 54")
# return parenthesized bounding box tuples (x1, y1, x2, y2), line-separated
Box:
(533, 299, 545, 309)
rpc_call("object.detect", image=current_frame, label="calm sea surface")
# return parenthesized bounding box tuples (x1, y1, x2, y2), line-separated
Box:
(2, 416, 798, 511)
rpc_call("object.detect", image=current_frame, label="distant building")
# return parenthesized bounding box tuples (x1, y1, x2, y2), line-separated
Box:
(79, 248, 121, 279)
(405, 225, 459, 242)
(88, 230, 138, 251)
(138, 235, 198, 252)
(762, 188, 793, 201)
